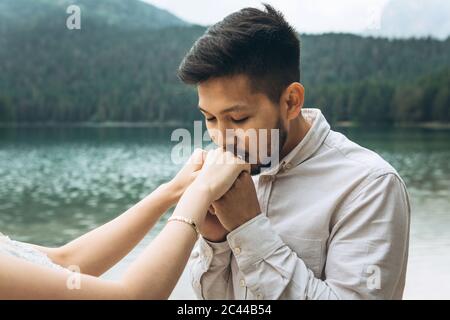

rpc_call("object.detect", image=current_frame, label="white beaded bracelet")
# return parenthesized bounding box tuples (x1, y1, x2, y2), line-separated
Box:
(168, 216, 199, 237)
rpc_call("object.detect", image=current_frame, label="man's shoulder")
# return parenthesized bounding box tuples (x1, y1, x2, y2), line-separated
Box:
(321, 129, 400, 180)
(319, 130, 409, 217)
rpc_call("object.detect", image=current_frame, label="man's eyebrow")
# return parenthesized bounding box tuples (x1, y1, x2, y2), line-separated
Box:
(198, 106, 210, 114)
(198, 104, 251, 115)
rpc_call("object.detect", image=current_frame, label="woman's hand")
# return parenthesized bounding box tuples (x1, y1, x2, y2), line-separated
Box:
(192, 148, 250, 202)
(165, 148, 206, 205)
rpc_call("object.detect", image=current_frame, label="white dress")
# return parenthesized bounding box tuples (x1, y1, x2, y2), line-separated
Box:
(0, 232, 66, 271)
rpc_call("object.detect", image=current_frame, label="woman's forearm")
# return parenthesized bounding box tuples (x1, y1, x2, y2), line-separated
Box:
(120, 183, 211, 299)
(0, 184, 211, 300)
(51, 183, 178, 276)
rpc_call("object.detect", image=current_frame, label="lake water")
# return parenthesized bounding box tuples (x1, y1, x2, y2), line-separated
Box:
(0, 126, 449, 299)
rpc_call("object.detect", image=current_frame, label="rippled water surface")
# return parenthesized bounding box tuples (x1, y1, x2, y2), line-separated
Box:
(0, 126, 449, 299)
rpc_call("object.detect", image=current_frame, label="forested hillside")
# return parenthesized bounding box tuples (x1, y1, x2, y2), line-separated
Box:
(0, 0, 448, 124)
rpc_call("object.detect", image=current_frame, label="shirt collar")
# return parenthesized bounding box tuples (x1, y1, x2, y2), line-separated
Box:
(260, 108, 330, 176)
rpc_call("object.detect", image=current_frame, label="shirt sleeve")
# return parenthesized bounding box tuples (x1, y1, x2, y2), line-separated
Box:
(189, 236, 234, 299)
(226, 173, 410, 300)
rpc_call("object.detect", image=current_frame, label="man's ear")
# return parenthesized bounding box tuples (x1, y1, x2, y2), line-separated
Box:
(280, 82, 305, 121)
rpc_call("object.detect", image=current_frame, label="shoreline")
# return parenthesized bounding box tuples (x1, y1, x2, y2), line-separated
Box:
(0, 121, 449, 129)
(0, 121, 189, 128)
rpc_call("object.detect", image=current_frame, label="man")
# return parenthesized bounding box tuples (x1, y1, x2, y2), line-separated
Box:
(178, 4, 410, 300)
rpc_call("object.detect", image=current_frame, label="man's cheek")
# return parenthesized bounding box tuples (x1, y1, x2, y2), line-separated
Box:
(206, 128, 222, 147)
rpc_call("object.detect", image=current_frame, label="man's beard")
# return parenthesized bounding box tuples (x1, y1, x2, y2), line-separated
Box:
(250, 118, 288, 176)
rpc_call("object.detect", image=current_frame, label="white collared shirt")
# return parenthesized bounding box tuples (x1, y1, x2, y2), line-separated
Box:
(189, 108, 410, 300)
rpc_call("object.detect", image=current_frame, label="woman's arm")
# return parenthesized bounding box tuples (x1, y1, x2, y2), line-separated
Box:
(41, 184, 175, 276)
(36, 150, 205, 277)
(0, 148, 249, 299)
(0, 183, 211, 300)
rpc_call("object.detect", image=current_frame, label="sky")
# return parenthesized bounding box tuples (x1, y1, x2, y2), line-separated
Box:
(143, 0, 450, 39)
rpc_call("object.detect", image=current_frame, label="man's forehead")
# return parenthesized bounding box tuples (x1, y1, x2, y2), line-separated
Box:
(198, 75, 257, 103)
(198, 77, 262, 113)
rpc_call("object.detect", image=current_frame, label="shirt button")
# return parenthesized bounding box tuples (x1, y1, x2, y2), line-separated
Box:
(191, 251, 199, 258)
(284, 162, 293, 170)
(240, 279, 246, 287)
(234, 247, 241, 255)
(256, 293, 263, 300)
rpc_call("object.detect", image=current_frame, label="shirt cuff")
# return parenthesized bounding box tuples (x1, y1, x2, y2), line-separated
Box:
(226, 214, 284, 271)
(194, 236, 231, 271)
(202, 237, 231, 254)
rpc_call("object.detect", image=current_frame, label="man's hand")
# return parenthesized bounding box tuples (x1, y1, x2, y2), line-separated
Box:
(198, 209, 229, 243)
(212, 171, 261, 232)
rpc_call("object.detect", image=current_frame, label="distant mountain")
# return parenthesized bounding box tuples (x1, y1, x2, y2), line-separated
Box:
(0, 0, 448, 124)
(366, 0, 450, 39)
(0, 0, 189, 31)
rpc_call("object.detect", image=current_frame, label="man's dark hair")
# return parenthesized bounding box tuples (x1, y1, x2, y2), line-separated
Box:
(177, 4, 300, 103)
